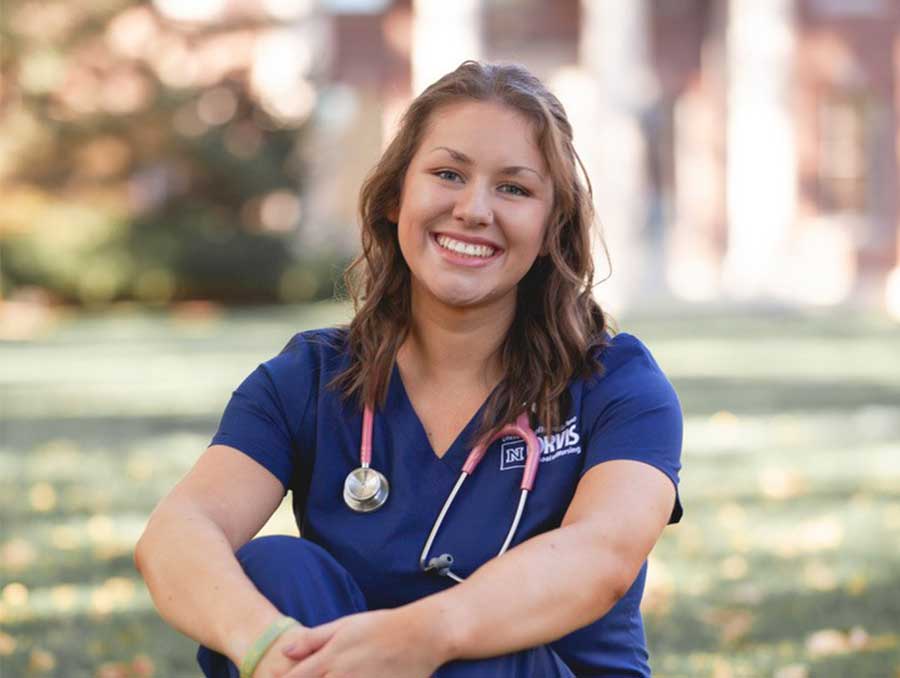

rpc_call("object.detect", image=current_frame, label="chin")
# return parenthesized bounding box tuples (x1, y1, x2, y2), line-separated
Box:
(437, 292, 487, 309)
(425, 282, 483, 308)
(435, 283, 510, 311)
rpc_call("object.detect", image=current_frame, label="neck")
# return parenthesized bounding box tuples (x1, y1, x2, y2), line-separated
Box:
(398, 289, 515, 390)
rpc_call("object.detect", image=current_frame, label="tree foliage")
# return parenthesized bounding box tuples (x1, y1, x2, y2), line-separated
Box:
(1, 0, 339, 305)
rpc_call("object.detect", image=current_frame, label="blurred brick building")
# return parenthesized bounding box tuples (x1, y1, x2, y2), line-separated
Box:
(311, 0, 900, 315)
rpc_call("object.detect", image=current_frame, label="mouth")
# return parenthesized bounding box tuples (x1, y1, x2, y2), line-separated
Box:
(431, 232, 502, 259)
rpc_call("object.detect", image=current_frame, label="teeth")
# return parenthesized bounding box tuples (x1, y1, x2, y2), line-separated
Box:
(436, 235, 496, 258)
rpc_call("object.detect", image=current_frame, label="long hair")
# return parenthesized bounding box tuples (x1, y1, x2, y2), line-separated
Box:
(330, 60, 611, 444)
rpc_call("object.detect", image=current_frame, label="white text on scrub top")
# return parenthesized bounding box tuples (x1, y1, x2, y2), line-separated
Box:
(499, 416, 581, 471)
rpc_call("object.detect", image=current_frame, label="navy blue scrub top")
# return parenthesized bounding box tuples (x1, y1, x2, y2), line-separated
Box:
(210, 327, 683, 677)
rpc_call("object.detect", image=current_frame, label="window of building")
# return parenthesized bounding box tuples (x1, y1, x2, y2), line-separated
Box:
(817, 93, 869, 214)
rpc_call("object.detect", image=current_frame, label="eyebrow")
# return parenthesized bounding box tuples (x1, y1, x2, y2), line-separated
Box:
(429, 146, 545, 181)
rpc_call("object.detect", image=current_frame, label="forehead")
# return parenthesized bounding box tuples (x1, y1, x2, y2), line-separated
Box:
(416, 100, 547, 173)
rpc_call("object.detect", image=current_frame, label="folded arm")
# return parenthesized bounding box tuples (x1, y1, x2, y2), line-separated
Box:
(134, 445, 298, 668)
(414, 458, 677, 661)
(282, 458, 677, 677)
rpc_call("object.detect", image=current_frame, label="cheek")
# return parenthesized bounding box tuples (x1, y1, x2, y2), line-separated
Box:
(396, 214, 431, 267)
(396, 221, 415, 261)
(513, 209, 551, 255)
(397, 188, 444, 232)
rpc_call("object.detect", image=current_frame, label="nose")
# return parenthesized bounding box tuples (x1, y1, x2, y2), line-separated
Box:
(452, 179, 493, 227)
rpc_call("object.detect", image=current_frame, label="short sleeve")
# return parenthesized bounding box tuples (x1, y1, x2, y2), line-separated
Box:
(581, 334, 684, 524)
(209, 335, 314, 496)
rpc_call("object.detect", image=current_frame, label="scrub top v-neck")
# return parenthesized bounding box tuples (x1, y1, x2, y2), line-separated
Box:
(208, 326, 683, 677)
(392, 361, 500, 469)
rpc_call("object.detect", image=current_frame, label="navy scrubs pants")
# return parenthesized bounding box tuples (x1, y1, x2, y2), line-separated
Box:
(197, 535, 574, 678)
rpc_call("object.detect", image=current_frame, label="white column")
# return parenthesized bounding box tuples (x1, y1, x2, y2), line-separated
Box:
(887, 258, 900, 320)
(411, 0, 482, 95)
(578, 0, 657, 313)
(723, 0, 797, 298)
(887, 209, 900, 316)
(887, 37, 900, 320)
(668, 86, 724, 302)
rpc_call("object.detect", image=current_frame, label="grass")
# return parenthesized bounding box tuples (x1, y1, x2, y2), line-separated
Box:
(1, 302, 898, 677)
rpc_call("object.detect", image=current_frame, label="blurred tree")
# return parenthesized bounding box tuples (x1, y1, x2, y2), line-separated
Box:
(0, 0, 342, 306)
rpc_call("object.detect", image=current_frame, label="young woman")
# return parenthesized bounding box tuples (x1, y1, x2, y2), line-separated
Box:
(134, 60, 683, 678)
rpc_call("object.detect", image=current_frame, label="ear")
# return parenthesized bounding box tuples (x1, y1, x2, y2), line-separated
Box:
(386, 194, 401, 223)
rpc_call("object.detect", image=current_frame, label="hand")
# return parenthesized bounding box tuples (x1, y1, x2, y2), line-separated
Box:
(279, 607, 447, 678)
(249, 624, 317, 678)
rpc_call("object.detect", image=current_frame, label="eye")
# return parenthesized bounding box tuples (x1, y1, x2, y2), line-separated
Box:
(500, 184, 530, 197)
(434, 169, 463, 182)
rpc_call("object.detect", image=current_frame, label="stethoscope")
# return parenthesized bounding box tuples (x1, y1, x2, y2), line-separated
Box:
(343, 405, 542, 582)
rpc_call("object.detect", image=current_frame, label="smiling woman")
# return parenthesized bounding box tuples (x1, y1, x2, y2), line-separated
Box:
(134, 60, 683, 678)
(392, 101, 552, 313)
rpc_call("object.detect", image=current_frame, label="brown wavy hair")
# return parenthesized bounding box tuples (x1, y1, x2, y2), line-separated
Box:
(330, 60, 611, 444)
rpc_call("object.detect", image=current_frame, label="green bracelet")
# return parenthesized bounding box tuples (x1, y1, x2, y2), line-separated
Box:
(239, 615, 299, 678)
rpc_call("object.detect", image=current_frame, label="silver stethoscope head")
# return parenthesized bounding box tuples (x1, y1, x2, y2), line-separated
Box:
(343, 464, 390, 512)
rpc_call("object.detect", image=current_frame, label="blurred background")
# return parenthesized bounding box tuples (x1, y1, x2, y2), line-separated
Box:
(1, 0, 899, 676)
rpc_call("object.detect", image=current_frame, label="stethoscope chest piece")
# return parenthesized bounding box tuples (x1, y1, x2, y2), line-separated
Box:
(343, 466, 389, 512)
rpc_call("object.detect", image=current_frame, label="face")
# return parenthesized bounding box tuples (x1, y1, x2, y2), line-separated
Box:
(389, 100, 554, 315)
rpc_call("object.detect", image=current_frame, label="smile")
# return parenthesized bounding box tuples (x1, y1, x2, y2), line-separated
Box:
(434, 234, 498, 259)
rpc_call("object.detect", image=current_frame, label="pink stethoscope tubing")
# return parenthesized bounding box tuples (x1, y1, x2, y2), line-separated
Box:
(353, 405, 542, 583)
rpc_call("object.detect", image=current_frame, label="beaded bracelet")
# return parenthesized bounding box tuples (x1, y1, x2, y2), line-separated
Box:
(239, 615, 299, 678)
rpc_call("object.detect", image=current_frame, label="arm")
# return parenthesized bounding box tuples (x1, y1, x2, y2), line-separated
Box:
(134, 444, 296, 667)
(282, 459, 676, 676)
(411, 458, 677, 660)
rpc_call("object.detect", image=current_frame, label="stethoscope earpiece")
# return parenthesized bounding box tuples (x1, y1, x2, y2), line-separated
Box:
(425, 554, 455, 578)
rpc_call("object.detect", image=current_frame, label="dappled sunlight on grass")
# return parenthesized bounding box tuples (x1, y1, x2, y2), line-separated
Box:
(0, 576, 153, 626)
(2, 305, 899, 676)
(651, 336, 900, 383)
(632, 310, 900, 677)
(685, 407, 900, 457)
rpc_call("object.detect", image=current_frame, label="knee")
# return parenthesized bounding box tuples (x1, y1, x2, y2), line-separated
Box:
(235, 535, 320, 582)
(235, 534, 303, 565)
(235, 535, 355, 592)
(233, 535, 367, 622)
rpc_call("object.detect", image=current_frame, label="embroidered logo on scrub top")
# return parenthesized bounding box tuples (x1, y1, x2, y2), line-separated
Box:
(499, 416, 581, 471)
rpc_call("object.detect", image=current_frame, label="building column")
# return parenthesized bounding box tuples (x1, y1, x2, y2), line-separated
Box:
(411, 0, 482, 95)
(723, 0, 797, 299)
(888, 256, 900, 319)
(663, 1, 728, 303)
(578, 0, 657, 313)
(887, 36, 900, 320)
(888, 161, 900, 317)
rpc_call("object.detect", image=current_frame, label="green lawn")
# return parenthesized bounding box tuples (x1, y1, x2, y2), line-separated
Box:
(2, 303, 898, 677)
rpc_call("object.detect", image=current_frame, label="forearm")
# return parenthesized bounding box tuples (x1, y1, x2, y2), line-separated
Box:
(134, 503, 282, 665)
(405, 521, 634, 661)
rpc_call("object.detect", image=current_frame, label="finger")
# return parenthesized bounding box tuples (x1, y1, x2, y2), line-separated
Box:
(281, 650, 326, 678)
(281, 623, 334, 659)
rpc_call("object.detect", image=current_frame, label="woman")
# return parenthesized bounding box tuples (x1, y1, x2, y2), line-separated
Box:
(134, 60, 683, 678)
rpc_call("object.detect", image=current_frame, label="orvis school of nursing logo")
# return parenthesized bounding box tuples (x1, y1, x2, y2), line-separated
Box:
(500, 416, 581, 471)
